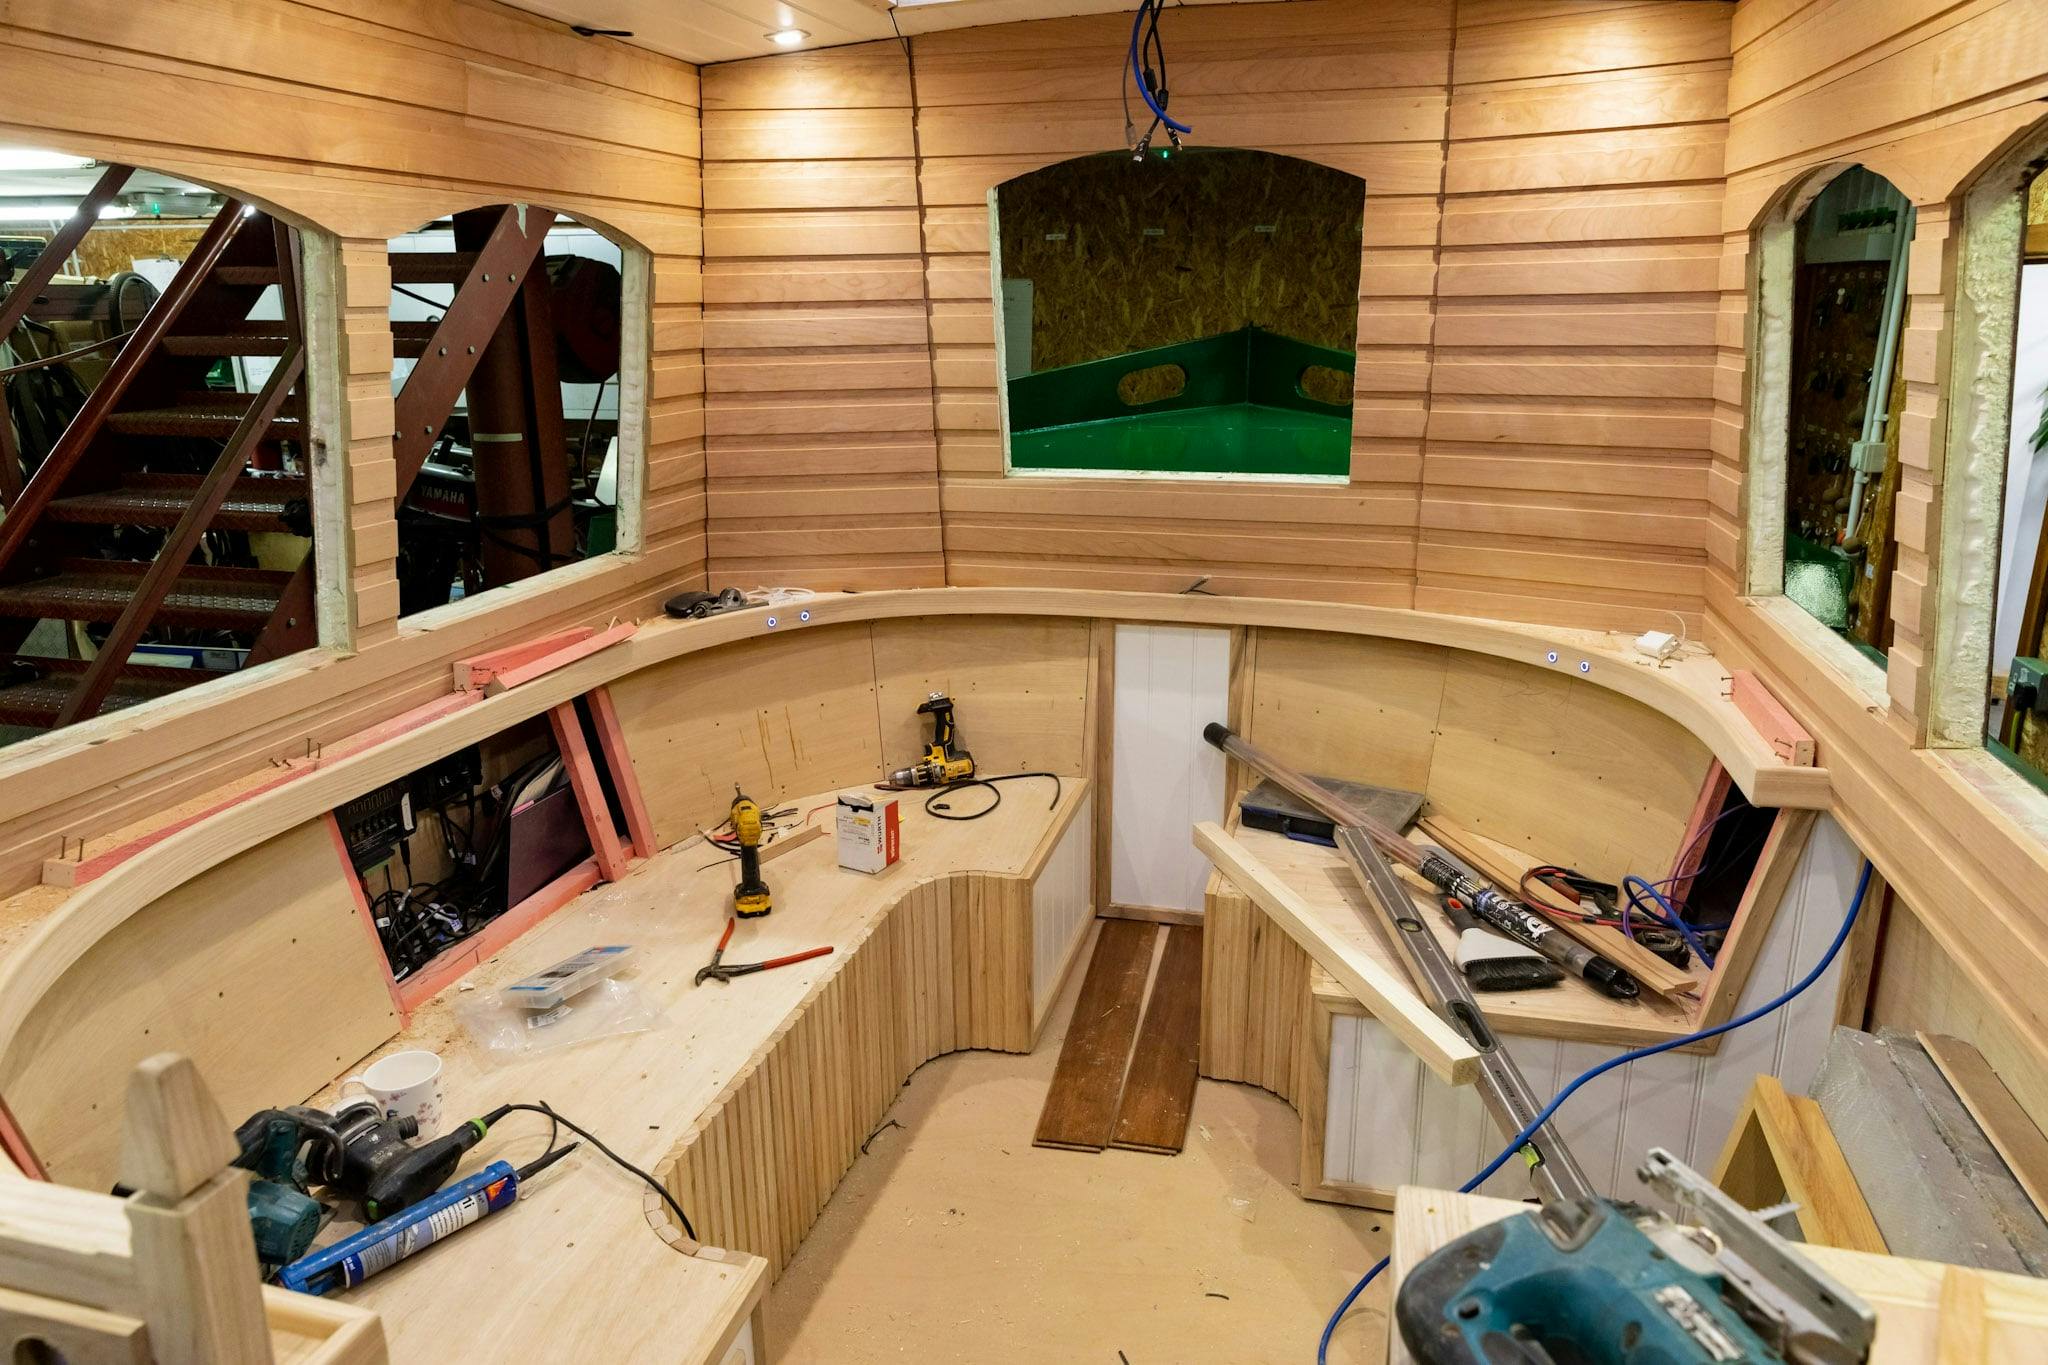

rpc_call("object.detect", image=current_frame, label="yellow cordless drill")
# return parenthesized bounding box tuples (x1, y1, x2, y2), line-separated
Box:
(729, 788, 773, 919)
(888, 693, 976, 788)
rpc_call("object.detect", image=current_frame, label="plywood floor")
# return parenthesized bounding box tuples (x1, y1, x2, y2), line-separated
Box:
(765, 921, 1392, 1363)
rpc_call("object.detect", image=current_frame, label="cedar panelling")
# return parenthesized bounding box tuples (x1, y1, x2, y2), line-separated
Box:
(699, 41, 944, 590)
(910, 0, 1452, 604)
(1420, 0, 1730, 632)
(1714, 0, 2048, 734)
(1700, 0, 2048, 1141)
(0, 0, 704, 894)
(693, 0, 1742, 624)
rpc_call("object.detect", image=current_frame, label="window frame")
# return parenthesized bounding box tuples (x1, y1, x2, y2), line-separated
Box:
(1742, 163, 1897, 708)
(386, 210, 651, 639)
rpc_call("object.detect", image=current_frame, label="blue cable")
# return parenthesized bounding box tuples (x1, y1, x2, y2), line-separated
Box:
(1621, 873, 1718, 969)
(1316, 860, 1874, 1363)
(1128, 0, 1191, 135)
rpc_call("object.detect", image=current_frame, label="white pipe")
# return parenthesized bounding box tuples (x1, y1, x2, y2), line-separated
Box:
(1844, 202, 1915, 539)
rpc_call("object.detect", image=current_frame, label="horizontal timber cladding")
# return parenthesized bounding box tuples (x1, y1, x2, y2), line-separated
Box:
(0, 0, 706, 896)
(1704, 0, 2048, 1214)
(700, 45, 945, 591)
(698, 0, 1735, 628)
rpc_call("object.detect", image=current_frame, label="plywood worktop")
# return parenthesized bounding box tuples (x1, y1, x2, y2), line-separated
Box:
(312, 778, 1088, 1363)
(1220, 821, 1699, 1049)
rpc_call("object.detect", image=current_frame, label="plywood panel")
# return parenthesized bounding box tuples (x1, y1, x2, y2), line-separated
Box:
(1428, 651, 1713, 884)
(606, 624, 886, 848)
(870, 615, 1093, 779)
(0, 819, 398, 1188)
(1244, 627, 1449, 794)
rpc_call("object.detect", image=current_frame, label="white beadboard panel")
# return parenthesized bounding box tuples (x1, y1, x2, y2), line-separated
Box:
(1031, 791, 1095, 1025)
(1311, 814, 1870, 1201)
(1109, 624, 1230, 912)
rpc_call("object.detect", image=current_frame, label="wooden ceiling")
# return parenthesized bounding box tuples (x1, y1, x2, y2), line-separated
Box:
(499, 0, 1281, 66)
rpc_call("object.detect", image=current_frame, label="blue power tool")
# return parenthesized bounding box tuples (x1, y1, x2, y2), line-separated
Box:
(1397, 1149, 1876, 1365)
(1200, 730, 1877, 1365)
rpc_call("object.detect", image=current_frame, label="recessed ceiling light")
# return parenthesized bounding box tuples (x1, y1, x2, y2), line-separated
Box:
(0, 202, 134, 222)
(768, 28, 808, 47)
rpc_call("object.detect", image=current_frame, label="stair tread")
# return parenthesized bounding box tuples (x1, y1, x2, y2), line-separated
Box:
(46, 473, 310, 531)
(105, 403, 303, 439)
(0, 655, 214, 727)
(0, 560, 289, 626)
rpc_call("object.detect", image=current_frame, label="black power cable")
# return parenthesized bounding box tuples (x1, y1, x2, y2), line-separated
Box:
(498, 1102, 695, 1241)
(923, 771, 1063, 821)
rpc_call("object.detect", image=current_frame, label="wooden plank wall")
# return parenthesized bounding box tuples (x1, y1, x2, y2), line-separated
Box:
(0, 0, 708, 893)
(1706, 0, 2048, 1150)
(697, 0, 1735, 626)
(699, 46, 945, 589)
(1426, 0, 1730, 628)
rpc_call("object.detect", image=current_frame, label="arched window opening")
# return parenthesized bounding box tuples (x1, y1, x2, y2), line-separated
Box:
(386, 207, 636, 618)
(0, 150, 322, 750)
(1778, 167, 1915, 664)
(994, 148, 1365, 480)
(1988, 169, 2048, 777)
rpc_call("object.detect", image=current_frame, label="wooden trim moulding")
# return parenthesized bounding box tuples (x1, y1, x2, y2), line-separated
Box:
(1710, 1073, 1885, 1254)
(0, 587, 1824, 1082)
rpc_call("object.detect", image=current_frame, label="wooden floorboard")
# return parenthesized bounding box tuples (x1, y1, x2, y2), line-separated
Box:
(1033, 918, 1158, 1152)
(1112, 923, 1204, 1155)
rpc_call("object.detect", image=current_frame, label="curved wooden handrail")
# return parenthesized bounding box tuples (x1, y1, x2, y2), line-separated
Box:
(0, 587, 1826, 1100)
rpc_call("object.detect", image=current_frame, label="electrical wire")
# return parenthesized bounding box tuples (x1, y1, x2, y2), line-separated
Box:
(499, 1102, 695, 1241)
(1316, 860, 1875, 1364)
(1128, 0, 1190, 137)
(923, 771, 1062, 821)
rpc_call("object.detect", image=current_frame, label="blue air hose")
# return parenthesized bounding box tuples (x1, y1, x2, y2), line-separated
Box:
(1315, 860, 1874, 1363)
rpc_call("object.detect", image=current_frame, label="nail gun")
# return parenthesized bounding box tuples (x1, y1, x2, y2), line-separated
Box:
(1202, 724, 1874, 1365)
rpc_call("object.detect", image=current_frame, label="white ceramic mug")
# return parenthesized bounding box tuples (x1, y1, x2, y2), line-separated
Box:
(340, 1049, 444, 1138)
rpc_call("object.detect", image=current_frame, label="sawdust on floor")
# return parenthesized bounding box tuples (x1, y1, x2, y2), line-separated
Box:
(765, 922, 1392, 1363)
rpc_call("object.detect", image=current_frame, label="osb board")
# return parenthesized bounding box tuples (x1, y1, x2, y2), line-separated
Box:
(869, 615, 1092, 779)
(1846, 324, 1906, 649)
(995, 147, 1366, 372)
(0, 817, 396, 1189)
(1785, 260, 1890, 545)
(605, 622, 885, 848)
(39, 219, 210, 282)
(1242, 626, 1448, 795)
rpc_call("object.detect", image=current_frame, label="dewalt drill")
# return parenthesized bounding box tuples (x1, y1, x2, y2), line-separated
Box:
(729, 788, 773, 919)
(888, 693, 975, 788)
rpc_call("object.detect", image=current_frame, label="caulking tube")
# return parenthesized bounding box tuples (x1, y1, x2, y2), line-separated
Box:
(1201, 723, 1640, 1000)
(279, 1146, 572, 1296)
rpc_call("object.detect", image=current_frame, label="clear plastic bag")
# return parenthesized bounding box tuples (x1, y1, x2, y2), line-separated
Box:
(456, 976, 665, 1064)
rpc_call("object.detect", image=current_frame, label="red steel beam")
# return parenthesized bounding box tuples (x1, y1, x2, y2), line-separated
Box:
(56, 342, 305, 725)
(0, 197, 249, 582)
(0, 162, 132, 509)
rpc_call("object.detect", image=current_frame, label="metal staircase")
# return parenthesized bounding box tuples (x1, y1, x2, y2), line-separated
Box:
(0, 194, 561, 737)
(0, 192, 318, 730)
